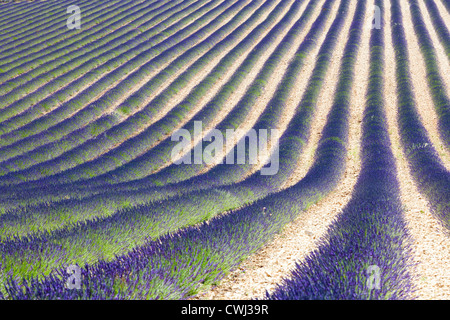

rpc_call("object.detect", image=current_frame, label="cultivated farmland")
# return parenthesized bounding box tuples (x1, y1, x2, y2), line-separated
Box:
(0, 0, 449, 300)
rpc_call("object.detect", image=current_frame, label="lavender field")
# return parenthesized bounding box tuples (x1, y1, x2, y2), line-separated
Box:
(0, 0, 449, 300)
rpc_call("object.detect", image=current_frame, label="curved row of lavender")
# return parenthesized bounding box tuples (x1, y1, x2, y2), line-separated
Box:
(0, 0, 357, 299)
(0, 0, 345, 283)
(391, 0, 450, 230)
(265, 0, 416, 300)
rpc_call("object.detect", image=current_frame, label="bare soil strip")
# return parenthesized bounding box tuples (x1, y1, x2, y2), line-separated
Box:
(399, 0, 450, 165)
(193, 0, 370, 300)
(384, 0, 450, 300)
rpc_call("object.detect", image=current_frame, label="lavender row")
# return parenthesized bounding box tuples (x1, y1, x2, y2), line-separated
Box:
(267, 0, 415, 299)
(391, 0, 450, 229)
(0, 0, 239, 177)
(0, 0, 220, 150)
(408, 0, 450, 150)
